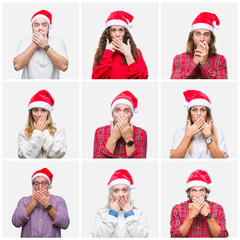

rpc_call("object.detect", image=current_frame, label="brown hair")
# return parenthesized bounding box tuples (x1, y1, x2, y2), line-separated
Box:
(185, 108, 218, 155)
(24, 111, 57, 140)
(186, 31, 217, 57)
(93, 27, 139, 67)
(186, 188, 211, 200)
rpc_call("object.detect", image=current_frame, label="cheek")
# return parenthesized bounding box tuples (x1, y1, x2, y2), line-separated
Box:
(112, 192, 118, 201)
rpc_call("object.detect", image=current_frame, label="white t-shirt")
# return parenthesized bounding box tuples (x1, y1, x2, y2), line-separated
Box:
(15, 37, 68, 79)
(171, 127, 229, 158)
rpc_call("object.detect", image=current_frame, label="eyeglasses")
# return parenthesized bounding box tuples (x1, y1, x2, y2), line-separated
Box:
(33, 181, 48, 187)
(194, 31, 211, 38)
(190, 107, 207, 114)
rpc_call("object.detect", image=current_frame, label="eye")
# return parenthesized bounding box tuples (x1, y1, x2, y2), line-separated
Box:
(123, 188, 128, 193)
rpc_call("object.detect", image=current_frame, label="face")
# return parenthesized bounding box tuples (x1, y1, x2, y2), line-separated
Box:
(189, 186, 206, 200)
(111, 184, 129, 201)
(113, 104, 132, 123)
(32, 17, 49, 35)
(32, 108, 48, 122)
(192, 29, 211, 47)
(32, 176, 49, 191)
(190, 105, 207, 123)
(109, 25, 125, 41)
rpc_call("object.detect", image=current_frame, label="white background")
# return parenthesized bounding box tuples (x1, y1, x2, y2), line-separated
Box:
(82, 2, 159, 79)
(161, 81, 238, 158)
(3, 81, 79, 158)
(3, 161, 79, 237)
(82, 160, 159, 237)
(2, 2, 79, 79)
(161, 2, 238, 79)
(81, 81, 159, 158)
(161, 160, 238, 237)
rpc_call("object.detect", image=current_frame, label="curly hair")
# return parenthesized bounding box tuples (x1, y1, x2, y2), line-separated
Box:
(186, 31, 217, 57)
(93, 27, 139, 67)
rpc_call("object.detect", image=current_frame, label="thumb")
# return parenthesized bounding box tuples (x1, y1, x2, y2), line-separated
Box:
(209, 120, 213, 127)
(110, 120, 113, 128)
(106, 38, 109, 45)
(130, 122, 134, 130)
(131, 199, 135, 207)
(127, 39, 130, 45)
(187, 120, 190, 127)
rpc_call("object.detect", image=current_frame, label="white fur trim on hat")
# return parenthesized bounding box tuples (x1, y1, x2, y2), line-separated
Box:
(192, 23, 214, 32)
(32, 173, 52, 188)
(186, 180, 212, 190)
(105, 19, 129, 29)
(185, 99, 212, 111)
(111, 99, 135, 114)
(31, 14, 52, 29)
(108, 178, 135, 190)
(28, 101, 54, 112)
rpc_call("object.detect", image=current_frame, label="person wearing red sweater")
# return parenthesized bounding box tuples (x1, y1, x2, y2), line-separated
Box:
(92, 10, 148, 79)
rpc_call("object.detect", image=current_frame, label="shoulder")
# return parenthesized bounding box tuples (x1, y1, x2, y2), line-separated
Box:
(18, 38, 32, 45)
(18, 196, 31, 204)
(133, 207, 144, 216)
(50, 194, 66, 203)
(215, 128, 224, 137)
(212, 53, 226, 61)
(174, 127, 185, 135)
(134, 126, 146, 134)
(95, 125, 110, 133)
(48, 37, 65, 44)
(206, 200, 224, 210)
(54, 124, 65, 132)
(172, 200, 188, 211)
(174, 52, 188, 59)
(95, 207, 109, 216)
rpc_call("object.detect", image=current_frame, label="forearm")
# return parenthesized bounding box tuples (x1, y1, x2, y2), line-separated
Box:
(14, 42, 37, 71)
(46, 47, 68, 71)
(170, 135, 191, 158)
(179, 215, 194, 237)
(126, 144, 135, 157)
(208, 141, 225, 158)
(171, 60, 198, 79)
(125, 53, 135, 65)
(26, 201, 37, 217)
(47, 206, 57, 221)
(105, 136, 117, 154)
(207, 216, 221, 237)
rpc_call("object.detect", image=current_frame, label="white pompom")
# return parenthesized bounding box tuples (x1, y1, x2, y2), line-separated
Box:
(128, 22, 133, 28)
(183, 102, 188, 108)
(134, 108, 138, 113)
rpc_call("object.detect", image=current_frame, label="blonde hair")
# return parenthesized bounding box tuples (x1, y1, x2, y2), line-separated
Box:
(186, 31, 217, 57)
(24, 111, 57, 140)
(186, 108, 218, 155)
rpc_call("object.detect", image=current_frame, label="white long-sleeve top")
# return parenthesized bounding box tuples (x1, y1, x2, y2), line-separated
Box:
(91, 208, 149, 238)
(18, 125, 67, 158)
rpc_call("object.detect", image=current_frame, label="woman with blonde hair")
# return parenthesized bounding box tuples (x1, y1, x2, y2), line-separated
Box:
(18, 89, 66, 158)
(170, 90, 228, 158)
(92, 10, 148, 79)
(92, 169, 149, 238)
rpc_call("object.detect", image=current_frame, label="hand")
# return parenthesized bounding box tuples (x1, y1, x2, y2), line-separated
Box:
(32, 29, 48, 49)
(200, 201, 210, 217)
(109, 120, 121, 142)
(34, 189, 51, 209)
(112, 39, 132, 57)
(185, 118, 205, 138)
(116, 117, 133, 143)
(194, 41, 209, 65)
(188, 197, 205, 219)
(105, 39, 116, 52)
(34, 115, 48, 131)
(201, 120, 213, 137)
(118, 196, 134, 213)
(30, 190, 38, 207)
(109, 198, 121, 213)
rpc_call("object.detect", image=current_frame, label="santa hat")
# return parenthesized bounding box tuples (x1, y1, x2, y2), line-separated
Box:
(28, 90, 54, 112)
(105, 10, 133, 29)
(183, 90, 212, 111)
(108, 169, 135, 190)
(31, 10, 52, 29)
(111, 91, 138, 114)
(186, 169, 212, 190)
(31, 168, 53, 188)
(191, 12, 220, 32)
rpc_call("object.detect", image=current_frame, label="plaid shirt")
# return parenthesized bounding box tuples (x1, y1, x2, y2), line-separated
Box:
(170, 52, 228, 79)
(93, 125, 147, 158)
(170, 200, 228, 238)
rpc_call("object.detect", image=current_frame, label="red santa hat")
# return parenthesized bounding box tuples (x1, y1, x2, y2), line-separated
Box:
(191, 12, 220, 32)
(186, 169, 212, 190)
(28, 90, 54, 112)
(31, 168, 53, 188)
(111, 91, 138, 115)
(105, 10, 133, 29)
(108, 169, 135, 190)
(183, 90, 212, 111)
(31, 10, 52, 29)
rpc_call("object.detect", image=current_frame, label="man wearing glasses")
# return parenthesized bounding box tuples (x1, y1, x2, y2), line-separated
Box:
(13, 10, 68, 79)
(170, 12, 227, 79)
(12, 168, 70, 237)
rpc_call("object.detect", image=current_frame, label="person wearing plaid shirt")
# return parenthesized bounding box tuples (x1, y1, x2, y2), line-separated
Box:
(170, 12, 227, 79)
(93, 91, 147, 158)
(170, 169, 228, 238)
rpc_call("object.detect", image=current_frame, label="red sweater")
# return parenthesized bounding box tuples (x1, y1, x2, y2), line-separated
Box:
(92, 49, 148, 79)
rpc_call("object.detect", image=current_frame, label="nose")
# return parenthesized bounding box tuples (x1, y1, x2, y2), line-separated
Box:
(200, 34, 204, 41)
(116, 30, 120, 37)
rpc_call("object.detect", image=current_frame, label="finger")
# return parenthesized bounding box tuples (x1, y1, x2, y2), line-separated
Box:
(187, 120, 191, 127)
(110, 120, 114, 129)
(131, 199, 134, 207)
(130, 122, 134, 131)
(106, 38, 109, 45)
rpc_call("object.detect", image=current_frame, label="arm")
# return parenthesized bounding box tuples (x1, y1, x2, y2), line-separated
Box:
(42, 127, 67, 158)
(127, 49, 148, 79)
(91, 210, 118, 238)
(13, 41, 37, 71)
(170, 205, 184, 237)
(92, 50, 114, 79)
(200, 55, 227, 79)
(170, 54, 199, 79)
(170, 134, 191, 158)
(18, 129, 44, 158)
(208, 141, 225, 158)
